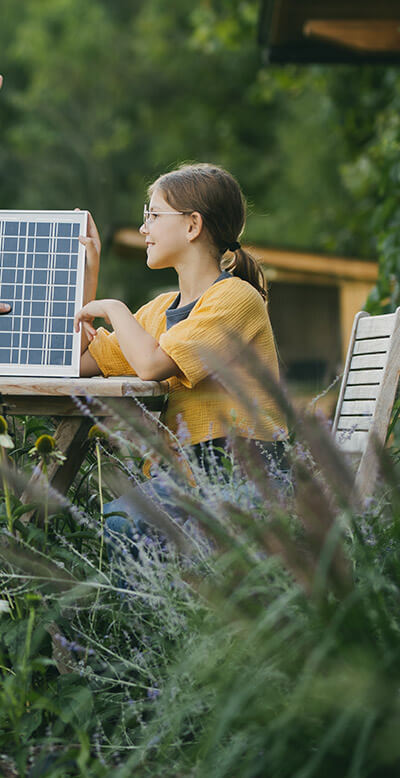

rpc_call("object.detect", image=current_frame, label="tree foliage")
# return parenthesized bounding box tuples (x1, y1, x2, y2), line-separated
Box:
(1, 0, 399, 310)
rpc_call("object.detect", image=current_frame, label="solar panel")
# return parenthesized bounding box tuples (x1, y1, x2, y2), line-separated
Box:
(0, 210, 87, 377)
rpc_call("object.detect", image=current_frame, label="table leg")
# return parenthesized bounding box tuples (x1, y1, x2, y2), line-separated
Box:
(20, 416, 92, 524)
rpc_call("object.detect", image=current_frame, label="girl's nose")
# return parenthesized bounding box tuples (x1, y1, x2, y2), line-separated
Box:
(139, 222, 148, 235)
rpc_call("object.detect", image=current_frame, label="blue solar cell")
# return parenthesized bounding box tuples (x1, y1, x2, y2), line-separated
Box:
(19, 222, 27, 235)
(56, 238, 70, 253)
(68, 303, 75, 317)
(28, 351, 42, 365)
(18, 238, 26, 251)
(0, 349, 11, 362)
(21, 334, 28, 347)
(2, 269, 16, 283)
(72, 223, 80, 237)
(50, 350, 64, 365)
(34, 255, 48, 268)
(66, 320, 74, 333)
(30, 317, 46, 332)
(51, 334, 65, 349)
(20, 349, 27, 362)
(12, 333, 20, 347)
(36, 222, 51, 236)
(1, 285, 15, 299)
(16, 270, 24, 283)
(0, 333, 11, 347)
(27, 238, 35, 251)
(65, 335, 73, 349)
(51, 319, 65, 333)
(33, 270, 47, 285)
(52, 302, 68, 317)
(32, 287, 46, 301)
(68, 287, 75, 301)
(0, 317, 13, 332)
(28, 223, 35, 236)
(35, 238, 50, 252)
(4, 237, 17, 251)
(3, 253, 17, 267)
(11, 351, 19, 364)
(55, 254, 69, 269)
(5, 222, 18, 236)
(54, 287, 68, 302)
(55, 270, 68, 285)
(30, 334, 43, 348)
(13, 302, 21, 315)
(31, 302, 47, 317)
(57, 223, 72, 237)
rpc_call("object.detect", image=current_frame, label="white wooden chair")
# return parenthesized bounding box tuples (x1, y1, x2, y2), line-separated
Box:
(333, 307, 400, 500)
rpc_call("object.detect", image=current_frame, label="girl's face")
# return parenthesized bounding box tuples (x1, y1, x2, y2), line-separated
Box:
(139, 188, 190, 270)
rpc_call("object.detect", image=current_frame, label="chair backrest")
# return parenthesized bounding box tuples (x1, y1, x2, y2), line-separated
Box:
(333, 307, 400, 498)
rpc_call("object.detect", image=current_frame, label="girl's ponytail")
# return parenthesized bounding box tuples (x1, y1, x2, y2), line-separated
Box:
(223, 246, 268, 303)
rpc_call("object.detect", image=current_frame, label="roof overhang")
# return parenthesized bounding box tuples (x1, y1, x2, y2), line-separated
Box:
(258, 0, 400, 64)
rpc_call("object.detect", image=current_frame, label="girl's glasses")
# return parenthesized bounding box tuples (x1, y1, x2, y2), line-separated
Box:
(143, 205, 191, 224)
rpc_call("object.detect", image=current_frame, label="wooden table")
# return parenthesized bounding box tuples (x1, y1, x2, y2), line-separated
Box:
(0, 376, 168, 496)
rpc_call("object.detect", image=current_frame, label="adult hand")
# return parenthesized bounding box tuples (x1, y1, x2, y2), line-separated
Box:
(0, 75, 3, 89)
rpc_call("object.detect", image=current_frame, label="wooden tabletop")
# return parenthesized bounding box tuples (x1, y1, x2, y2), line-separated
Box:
(0, 376, 169, 397)
(0, 376, 169, 416)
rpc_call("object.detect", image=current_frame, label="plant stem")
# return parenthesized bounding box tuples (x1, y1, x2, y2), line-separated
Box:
(96, 440, 105, 572)
(42, 460, 49, 547)
(1, 448, 13, 534)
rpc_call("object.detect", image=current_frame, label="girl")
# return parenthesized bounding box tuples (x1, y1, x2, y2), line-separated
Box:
(75, 164, 286, 551)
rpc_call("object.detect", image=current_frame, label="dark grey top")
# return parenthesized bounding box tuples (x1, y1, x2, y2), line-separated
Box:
(165, 270, 232, 331)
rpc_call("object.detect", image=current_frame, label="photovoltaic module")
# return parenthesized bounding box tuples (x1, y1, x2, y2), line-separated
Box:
(0, 210, 87, 377)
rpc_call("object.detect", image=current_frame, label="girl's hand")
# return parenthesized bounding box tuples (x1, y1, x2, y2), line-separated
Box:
(74, 299, 115, 342)
(76, 209, 101, 278)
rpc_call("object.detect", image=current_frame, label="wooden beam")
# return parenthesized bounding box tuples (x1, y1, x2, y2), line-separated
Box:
(114, 228, 378, 283)
(304, 20, 400, 52)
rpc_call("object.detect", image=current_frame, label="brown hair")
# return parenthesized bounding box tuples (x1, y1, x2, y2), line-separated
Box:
(148, 163, 267, 302)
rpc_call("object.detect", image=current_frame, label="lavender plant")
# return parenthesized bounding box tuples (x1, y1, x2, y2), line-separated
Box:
(0, 349, 398, 777)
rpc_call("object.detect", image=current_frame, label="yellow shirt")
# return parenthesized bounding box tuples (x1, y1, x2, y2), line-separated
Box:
(88, 277, 286, 447)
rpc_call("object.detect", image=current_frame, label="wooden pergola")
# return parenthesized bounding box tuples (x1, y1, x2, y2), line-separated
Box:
(258, 0, 400, 64)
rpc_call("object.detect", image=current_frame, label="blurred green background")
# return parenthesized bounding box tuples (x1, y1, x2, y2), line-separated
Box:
(1, 0, 400, 313)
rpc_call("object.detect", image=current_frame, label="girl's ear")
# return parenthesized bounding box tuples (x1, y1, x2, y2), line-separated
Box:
(187, 211, 203, 242)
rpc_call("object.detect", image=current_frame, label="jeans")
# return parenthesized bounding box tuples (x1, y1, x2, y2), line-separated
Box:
(103, 439, 290, 576)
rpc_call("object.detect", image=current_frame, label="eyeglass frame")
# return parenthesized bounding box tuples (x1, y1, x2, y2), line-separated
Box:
(143, 204, 194, 225)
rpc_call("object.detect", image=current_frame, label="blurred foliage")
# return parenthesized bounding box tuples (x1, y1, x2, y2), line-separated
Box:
(1, 0, 400, 311)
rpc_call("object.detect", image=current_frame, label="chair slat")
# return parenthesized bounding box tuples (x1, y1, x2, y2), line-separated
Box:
(350, 353, 387, 370)
(344, 385, 379, 400)
(341, 399, 376, 415)
(357, 314, 396, 339)
(353, 337, 390, 355)
(336, 430, 368, 453)
(336, 415, 372, 431)
(347, 369, 384, 385)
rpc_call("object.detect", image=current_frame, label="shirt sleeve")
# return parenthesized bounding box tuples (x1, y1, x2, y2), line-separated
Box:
(88, 327, 137, 377)
(159, 279, 269, 389)
(87, 292, 175, 377)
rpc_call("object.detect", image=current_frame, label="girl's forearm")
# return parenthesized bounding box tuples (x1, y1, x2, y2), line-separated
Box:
(80, 270, 99, 353)
(106, 301, 160, 377)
